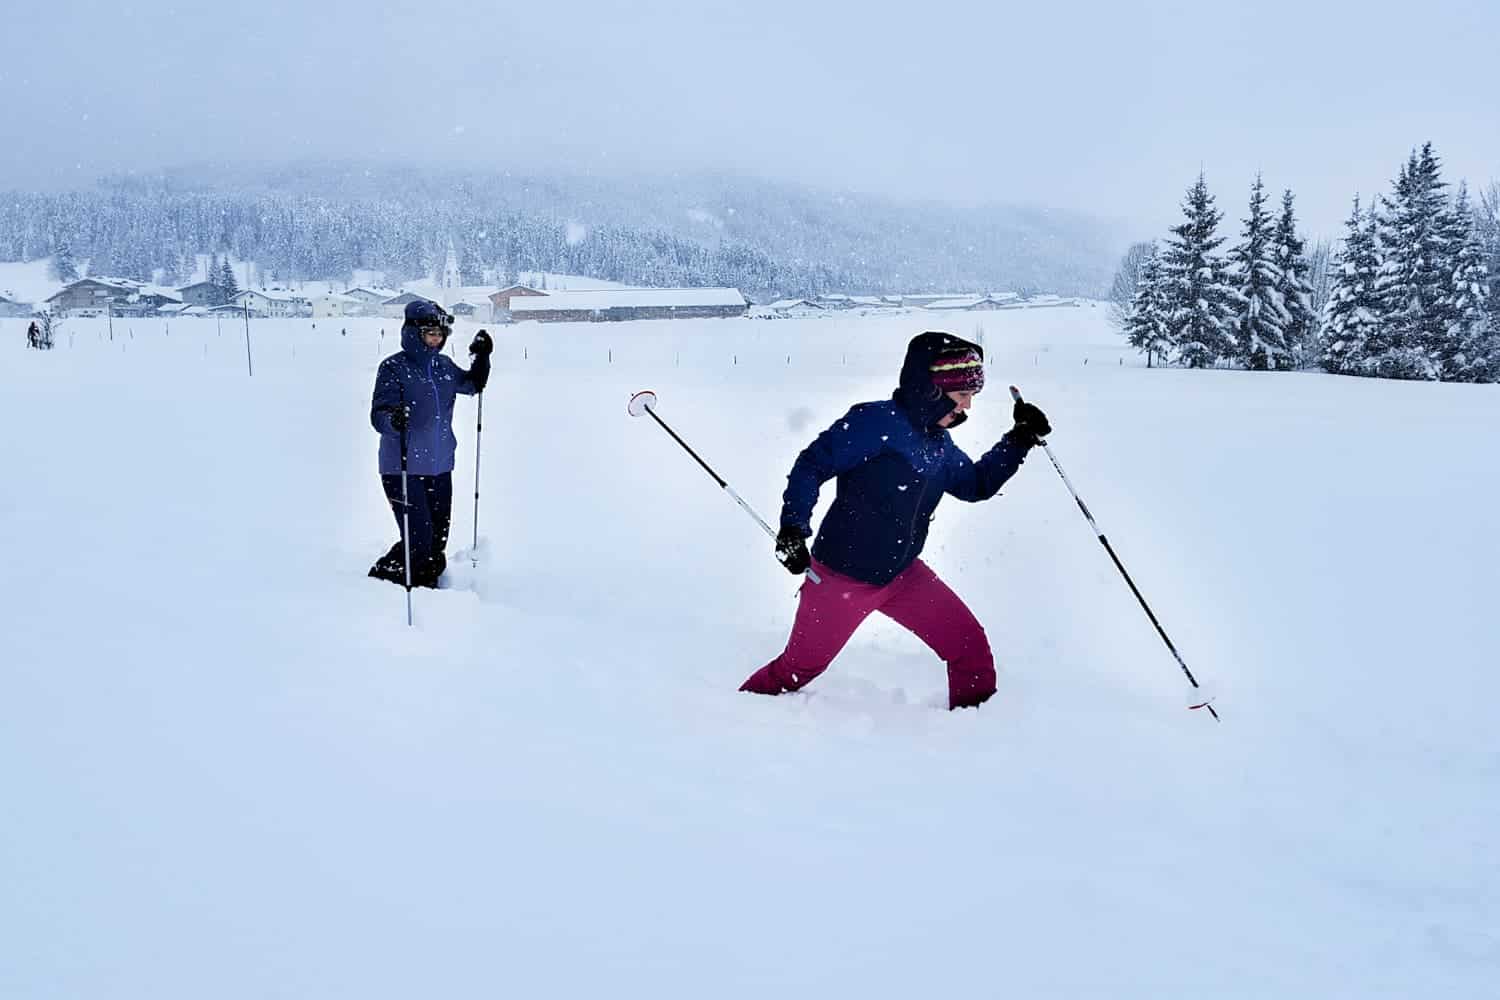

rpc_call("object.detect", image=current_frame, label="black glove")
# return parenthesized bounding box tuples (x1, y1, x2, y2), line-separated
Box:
(389, 403, 411, 432)
(1011, 400, 1051, 446)
(469, 330, 493, 358)
(774, 526, 811, 575)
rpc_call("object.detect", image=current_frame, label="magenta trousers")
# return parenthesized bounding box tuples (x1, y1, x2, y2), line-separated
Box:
(740, 559, 996, 710)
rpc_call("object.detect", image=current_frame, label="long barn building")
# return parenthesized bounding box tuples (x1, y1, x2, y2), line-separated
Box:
(508, 287, 748, 324)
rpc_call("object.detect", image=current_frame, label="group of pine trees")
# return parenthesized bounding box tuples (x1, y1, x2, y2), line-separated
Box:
(1120, 143, 1496, 382)
(0, 182, 860, 299)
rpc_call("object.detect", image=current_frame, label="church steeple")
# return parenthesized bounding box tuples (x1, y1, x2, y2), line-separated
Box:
(442, 238, 460, 290)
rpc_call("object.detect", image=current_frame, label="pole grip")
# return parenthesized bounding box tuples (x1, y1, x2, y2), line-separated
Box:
(726, 485, 822, 584)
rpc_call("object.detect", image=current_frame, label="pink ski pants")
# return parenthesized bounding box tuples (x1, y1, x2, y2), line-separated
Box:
(740, 558, 996, 710)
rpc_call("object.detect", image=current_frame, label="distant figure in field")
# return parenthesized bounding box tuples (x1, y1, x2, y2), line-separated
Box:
(26, 320, 40, 349)
(367, 300, 492, 588)
(740, 331, 1052, 710)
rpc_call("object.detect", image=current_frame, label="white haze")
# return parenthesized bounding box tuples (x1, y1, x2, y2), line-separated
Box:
(3, 0, 1498, 234)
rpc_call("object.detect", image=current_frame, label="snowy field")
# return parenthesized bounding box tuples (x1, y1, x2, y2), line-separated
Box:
(2, 305, 1497, 997)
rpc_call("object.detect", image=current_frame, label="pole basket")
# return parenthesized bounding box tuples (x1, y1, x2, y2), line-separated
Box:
(627, 390, 658, 417)
(1186, 688, 1217, 712)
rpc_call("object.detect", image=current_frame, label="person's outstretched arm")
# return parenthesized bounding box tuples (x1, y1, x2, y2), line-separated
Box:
(780, 404, 891, 536)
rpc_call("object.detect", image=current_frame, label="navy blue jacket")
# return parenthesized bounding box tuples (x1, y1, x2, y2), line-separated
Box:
(370, 321, 489, 475)
(780, 332, 1030, 585)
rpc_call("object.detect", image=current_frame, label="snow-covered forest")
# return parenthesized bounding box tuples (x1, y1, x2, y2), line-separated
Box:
(0, 164, 1123, 299)
(1113, 144, 1500, 382)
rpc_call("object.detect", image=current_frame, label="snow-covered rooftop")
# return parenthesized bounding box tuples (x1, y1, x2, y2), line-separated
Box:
(510, 288, 746, 313)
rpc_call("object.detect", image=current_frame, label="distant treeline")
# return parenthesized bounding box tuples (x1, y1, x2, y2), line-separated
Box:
(0, 163, 1123, 297)
(3, 186, 852, 297)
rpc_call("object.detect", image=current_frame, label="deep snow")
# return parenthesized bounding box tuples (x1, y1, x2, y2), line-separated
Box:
(1, 306, 1496, 998)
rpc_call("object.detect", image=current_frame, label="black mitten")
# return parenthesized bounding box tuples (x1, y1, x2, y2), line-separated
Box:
(1011, 400, 1052, 446)
(774, 526, 811, 575)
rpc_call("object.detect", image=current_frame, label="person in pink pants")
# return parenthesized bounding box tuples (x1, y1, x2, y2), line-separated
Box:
(741, 331, 1051, 709)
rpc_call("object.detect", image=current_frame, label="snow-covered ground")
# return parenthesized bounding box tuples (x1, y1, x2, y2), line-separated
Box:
(0, 258, 60, 307)
(2, 305, 1496, 998)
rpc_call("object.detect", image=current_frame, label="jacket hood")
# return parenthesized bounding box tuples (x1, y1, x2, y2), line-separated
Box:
(401, 298, 452, 356)
(892, 330, 984, 430)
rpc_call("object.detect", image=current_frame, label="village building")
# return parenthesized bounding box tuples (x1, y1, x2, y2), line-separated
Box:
(232, 289, 312, 319)
(488, 284, 547, 323)
(44, 278, 181, 317)
(312, 293, 361, 318)
(177, 281, 229, 308)
(342, 287, 400, 316)
(508, 287, 748, 324)
(765, 298, 825, 318)
(45, 278, 138, 316)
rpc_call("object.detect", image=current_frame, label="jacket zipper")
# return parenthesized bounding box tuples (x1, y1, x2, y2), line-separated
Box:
(896, 438, 944, 568)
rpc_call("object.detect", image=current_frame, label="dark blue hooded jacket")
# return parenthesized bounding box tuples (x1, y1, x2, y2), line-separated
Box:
(780, 331, 1031, 586)
(370, 312, 488, 476)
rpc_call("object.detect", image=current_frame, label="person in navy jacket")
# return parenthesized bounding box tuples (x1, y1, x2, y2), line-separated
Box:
(740, 330, 1051, 709)
(369, 299, 492, 588)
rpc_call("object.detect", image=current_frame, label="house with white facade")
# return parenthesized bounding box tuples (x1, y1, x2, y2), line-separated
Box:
(232, 289, 312, 318)
(312, 293, 361, 318)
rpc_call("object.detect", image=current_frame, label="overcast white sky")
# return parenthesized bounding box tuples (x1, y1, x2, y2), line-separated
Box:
(4, 0, 1496, 236)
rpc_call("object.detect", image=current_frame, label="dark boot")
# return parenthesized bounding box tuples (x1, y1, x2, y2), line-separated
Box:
(368, 542, 407, 585)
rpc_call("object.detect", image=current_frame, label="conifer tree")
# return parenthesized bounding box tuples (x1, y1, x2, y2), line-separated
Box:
(1440, 183, 1494, 381)
(459, 239, 484, 286)
(50, 243, 79, 282)
(1320, 196, 1384, 374)
(1123, 246, 1171, 367)
(1375, 144, 1452, 379)
(1478, 182, 1500, 334)
(219, 258, 239, 297)
(1272, 190, 1315, 369)
(1228, 175, 1287, 370)
(1158, 173, 1237, 368)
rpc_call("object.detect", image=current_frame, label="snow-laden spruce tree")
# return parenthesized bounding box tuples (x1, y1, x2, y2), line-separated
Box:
(460, 239, 485, 286)
(1374, 144, 1452, 379)
(219, 259, 240, 297)
(1440, 183, 1495, 381)
(1123, 245, 1171, 366)
(1320, 196, 1385, 374)
(50, 243, 79, 283)
(1479, 182, 1500, 335)
(1272, 190, 1316, 369)
(1228, 175, 1287, 370)
(1159, 173, 1237, 368)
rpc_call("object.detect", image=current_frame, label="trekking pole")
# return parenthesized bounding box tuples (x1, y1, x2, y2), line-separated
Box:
(399, 394, 414, 628)
(627, 390, 821, 584)
(242, 301, 254, 377)
(471, 391, 483, 569)
(1010, 385, 1216, 720)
